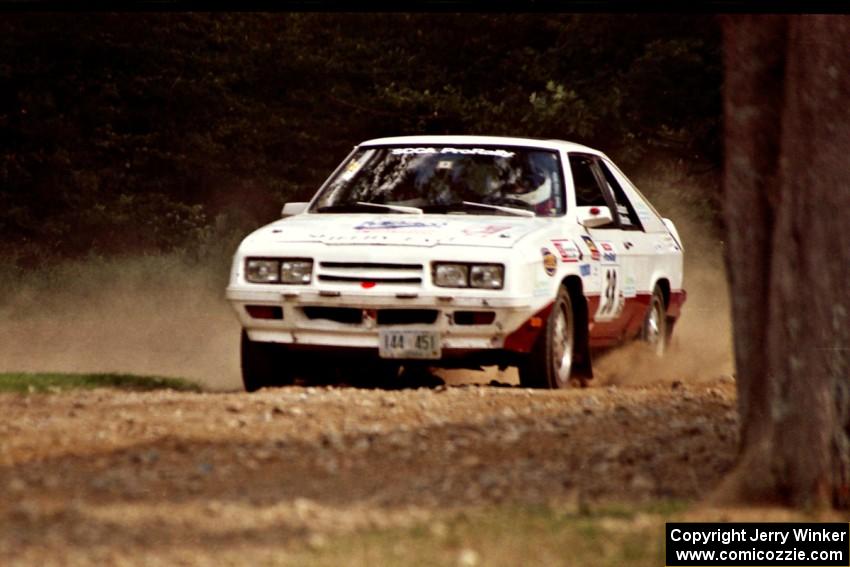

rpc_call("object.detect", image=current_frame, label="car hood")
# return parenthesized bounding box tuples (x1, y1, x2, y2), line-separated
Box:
(244, 214, 551, 249)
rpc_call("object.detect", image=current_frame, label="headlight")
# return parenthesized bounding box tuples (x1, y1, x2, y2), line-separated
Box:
(432, 263, 504, 289)
(245, 259, 280, 283)
(245, 258, 313, 284)
(470, 265, 504, 289)
(433, 263, 469, 288)
(280, 259, 313, 284)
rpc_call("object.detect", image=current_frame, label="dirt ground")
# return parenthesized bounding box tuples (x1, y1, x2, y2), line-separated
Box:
(0, 203, 740, 564)
(0, 377, 738, 566)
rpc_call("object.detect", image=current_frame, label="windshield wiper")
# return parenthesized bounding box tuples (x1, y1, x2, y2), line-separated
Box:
(355, 201, 423, 214)
(459, 201, 536, 217)
(315, 202, 423, 215)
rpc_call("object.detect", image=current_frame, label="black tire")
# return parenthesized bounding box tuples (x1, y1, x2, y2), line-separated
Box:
(240, 330, 294, 392)
(641, 286, 668, 356)
(518, 286, 581, 389)
(347, 360, 403, 389)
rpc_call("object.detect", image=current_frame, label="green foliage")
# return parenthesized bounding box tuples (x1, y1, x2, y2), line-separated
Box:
(281, 502, 678, 567)
(0, 372, 201, 393)
(0, 14, 721, 265)
(527, 81, 598, 138)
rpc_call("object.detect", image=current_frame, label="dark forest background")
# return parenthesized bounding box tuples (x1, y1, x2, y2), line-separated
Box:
(0, 13, 722, 268)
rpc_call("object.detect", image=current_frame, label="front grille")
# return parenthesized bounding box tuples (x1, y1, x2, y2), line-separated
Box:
(245, 305, 284, 320)
(317, 261, 424, 286)
(318, 275, 422, 284)
(377, 309, 439, 326)
(320, 262, 421, 270)
(300, 307, 440, 326)
(302, 307, 363, 324)
(453, 311, 496, 326)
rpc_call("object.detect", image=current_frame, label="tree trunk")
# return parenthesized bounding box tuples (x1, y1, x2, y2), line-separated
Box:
(721, 15, 850, 508)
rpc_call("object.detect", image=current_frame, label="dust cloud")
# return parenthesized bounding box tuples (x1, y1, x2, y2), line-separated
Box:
(442, 234, 735, 388)
(0, 173, 733, 392)
(593, 174, 735, 386)
(0, 255, 242, 391)
(593, 255, 735, 387)
(442, 173, 735, 388)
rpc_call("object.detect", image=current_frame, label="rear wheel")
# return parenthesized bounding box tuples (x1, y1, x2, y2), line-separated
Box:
(240, 330, 294, 392)
(641, 286, 668, 356)
(519, 286, 581, 389)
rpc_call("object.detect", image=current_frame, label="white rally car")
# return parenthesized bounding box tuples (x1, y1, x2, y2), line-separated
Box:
(226, 136, 685, 391)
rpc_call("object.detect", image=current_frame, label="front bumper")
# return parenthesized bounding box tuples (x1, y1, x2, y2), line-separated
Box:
(226, 286, 543, 354)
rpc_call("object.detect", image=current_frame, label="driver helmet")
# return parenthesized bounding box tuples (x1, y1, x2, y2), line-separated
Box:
(507, 171, 552, 206)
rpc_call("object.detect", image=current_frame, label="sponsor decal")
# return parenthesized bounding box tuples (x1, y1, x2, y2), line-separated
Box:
(581, 235, 601, 261)
(579, 264, 591, 277)
(598, 241, 618, 262)
(340, 156, 367, 181)
(533, 280, 550, 297)
(355, 220, 447, 231)
(623, 275, 637, 298)
(551, 239, 582, 262)
(389, 147, 439, 155)
(390, 147, 515, 158)
(463, 224, 513, 237)
(635, 203, 652, 221)
(541, 247, 557, 277)
(308, 232, 437, 244)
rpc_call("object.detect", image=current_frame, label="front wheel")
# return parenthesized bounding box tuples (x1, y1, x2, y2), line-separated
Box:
(641, 286, 668, 356)
(518, 286, 581, 389)
(240, 330, 294, 392)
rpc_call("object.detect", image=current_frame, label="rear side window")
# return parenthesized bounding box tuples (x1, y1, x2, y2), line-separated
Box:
(600, 158, 669, 233)
(596, 161, 643, 231)
(569, 155, 608, 207)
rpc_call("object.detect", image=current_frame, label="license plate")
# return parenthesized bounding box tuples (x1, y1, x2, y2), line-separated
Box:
(378, 330, 441, 359)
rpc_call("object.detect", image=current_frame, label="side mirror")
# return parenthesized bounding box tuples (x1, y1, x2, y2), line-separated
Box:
(281, 202, 309, 218)
(576, 206, 614, 228)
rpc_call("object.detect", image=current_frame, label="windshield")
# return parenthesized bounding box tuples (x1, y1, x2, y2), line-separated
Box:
(311, 146, 565, 217)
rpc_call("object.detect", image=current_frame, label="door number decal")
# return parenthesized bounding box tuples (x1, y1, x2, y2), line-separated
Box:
(595, 267, 624, 322)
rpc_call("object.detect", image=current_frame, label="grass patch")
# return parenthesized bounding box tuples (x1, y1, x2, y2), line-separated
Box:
(293, 499, 846, 567)
(0, 372, 201, 393)
(283, 503, 678, 567)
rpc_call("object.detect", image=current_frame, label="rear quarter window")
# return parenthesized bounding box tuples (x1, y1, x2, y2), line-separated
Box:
(600, 159, 668, 233)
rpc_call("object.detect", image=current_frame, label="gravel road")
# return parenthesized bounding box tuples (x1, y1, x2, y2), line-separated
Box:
(0, 379, 737, 566)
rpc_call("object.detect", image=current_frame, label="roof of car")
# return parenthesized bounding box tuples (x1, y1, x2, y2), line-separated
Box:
(359, 135, 604, 156)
